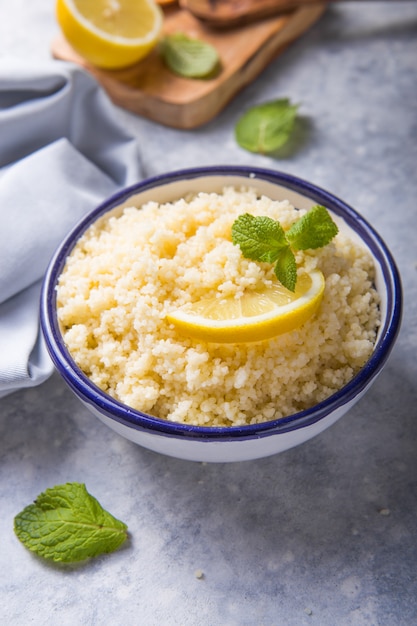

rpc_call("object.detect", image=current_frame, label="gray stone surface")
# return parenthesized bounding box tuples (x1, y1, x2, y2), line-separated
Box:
(1, 3, 416, 625)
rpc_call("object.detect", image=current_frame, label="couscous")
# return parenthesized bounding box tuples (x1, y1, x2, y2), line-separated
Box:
(56, 187, 380, 427)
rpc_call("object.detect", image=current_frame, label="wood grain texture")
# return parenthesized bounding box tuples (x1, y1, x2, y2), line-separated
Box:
(51, 5, 325, 129)
(179, 0, 301, 27)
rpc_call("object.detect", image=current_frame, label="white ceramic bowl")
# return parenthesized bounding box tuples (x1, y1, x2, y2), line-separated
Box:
(40, 167, 402, 462)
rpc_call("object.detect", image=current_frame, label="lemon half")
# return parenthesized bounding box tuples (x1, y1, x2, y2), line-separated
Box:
(167, 269, 326, 344)
(56, 0, 163, 69)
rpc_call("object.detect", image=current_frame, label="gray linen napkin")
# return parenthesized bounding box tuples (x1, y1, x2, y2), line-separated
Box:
(0, 59, 142, 397)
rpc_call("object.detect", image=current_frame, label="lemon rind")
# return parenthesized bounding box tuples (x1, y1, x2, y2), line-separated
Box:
(167, 270, 325, 343)
(61, 0, 163, 45)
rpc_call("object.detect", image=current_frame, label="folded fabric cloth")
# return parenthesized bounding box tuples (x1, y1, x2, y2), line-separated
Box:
(0, 59, 142, 398)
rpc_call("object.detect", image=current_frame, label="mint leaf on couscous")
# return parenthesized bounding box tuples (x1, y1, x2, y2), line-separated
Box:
(231, 205, 338, 291)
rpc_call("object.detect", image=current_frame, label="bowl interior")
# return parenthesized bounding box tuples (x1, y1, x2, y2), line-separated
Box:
(41, 167, 402, 442)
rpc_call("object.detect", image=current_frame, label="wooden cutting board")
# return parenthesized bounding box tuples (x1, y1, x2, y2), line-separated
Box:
(51, 4, 325, 129)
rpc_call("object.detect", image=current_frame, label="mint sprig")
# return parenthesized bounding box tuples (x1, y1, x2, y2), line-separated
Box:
(160, 33, 220, 78)
(231, 205, 338, 292)
(235, 99, 298, 154)
(14, 482, 128, 563)
(286, 204, 339, 250)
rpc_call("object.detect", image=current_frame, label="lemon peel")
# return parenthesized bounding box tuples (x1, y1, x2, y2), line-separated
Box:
(166, 269, 325, 344)
(56, 0, 163, 69)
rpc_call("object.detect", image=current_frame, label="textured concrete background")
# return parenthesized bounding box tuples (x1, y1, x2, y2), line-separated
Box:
(1, 2, 416, 625)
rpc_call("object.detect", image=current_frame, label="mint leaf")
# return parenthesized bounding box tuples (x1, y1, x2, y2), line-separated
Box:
(231, 205, 338, 292)
(235, 99, 298, 154)
(274, 247, 297, 292)
(286, 205, 339, 250)
(160, 33, 220, 78)
(14, 483, 128, 563)
(231, 214, 288, 263)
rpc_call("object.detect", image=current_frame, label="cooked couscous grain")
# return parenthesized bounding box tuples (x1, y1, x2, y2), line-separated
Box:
(57, 187, 380, 427)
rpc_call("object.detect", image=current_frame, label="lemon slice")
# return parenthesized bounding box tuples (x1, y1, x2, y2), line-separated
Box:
(167, 269, 326, 343)
(56, 0, 163, 69)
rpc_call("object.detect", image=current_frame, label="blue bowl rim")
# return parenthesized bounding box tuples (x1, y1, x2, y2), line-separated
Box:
(40, 166, 402, 442)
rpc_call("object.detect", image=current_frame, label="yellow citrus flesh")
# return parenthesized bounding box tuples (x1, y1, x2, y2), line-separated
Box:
(56, 0, 163, 69)
(167, 269, 326, 344)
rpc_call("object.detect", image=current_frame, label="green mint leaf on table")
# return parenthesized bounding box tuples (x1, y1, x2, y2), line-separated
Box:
(232, 206, 338, 292)
(235, 99, 298, 154)
(286, 204, 339, 250)
(14, 482, 128, 563)
(160, 33, 220, 78)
